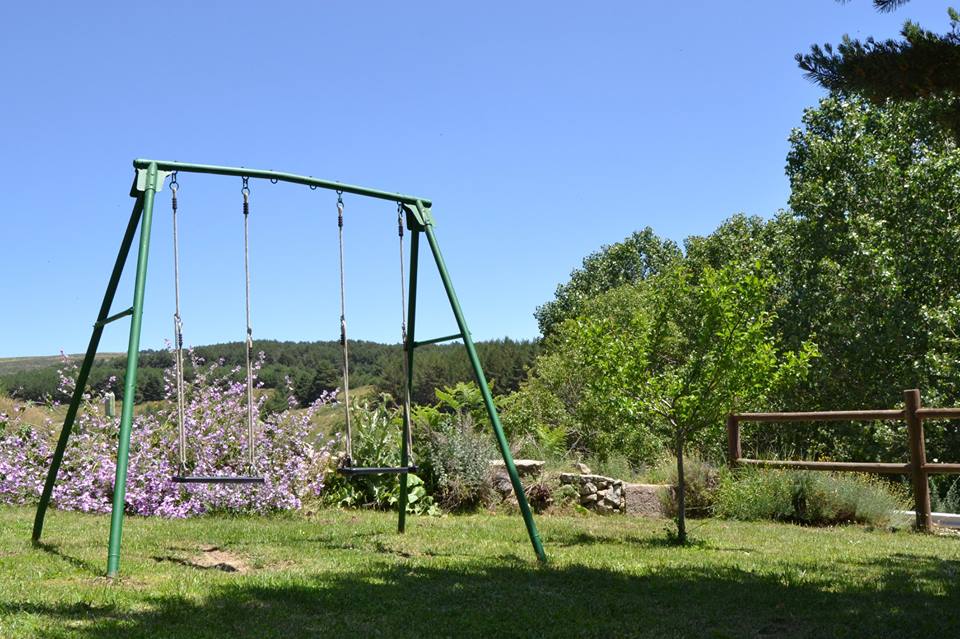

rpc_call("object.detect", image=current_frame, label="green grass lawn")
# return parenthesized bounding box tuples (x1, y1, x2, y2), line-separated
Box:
(1, 506, 958, 638)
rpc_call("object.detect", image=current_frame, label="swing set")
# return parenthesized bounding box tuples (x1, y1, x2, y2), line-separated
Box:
(30, 160, 547, 577)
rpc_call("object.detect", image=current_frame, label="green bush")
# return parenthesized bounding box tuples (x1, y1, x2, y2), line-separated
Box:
(931, 475, 960, 514)
(414, 401, 497, 513)
(652, 455, 720, 518)
(716, 467, 910, 526)
(322, 395, 436, 515)
(583, 453, 643, 482)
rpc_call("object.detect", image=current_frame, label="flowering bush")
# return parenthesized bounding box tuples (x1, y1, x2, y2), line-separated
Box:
(0, 353, 338, 517)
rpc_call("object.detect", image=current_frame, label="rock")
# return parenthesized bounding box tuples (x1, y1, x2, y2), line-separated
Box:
(577, 474, 617, 486)
(623, 483, 669, 518)
(581, 493, 598, 504)
(575, 462, 592, 474)
(489, 459, 545, 477)
(492, 475, 514, 496)
(580, 482, 597, 497)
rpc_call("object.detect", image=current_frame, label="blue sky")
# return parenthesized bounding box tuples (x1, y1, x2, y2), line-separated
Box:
(0, 1, 950, 357)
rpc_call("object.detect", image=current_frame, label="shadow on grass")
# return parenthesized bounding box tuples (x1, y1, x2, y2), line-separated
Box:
(5, 554, 959, 638)
(553, 531, 710, 550)
(32, 541, 100, 574)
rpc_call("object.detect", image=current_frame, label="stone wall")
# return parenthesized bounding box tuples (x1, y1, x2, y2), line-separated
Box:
(559, 473, 624, 514)
(559, 473, 669, 517)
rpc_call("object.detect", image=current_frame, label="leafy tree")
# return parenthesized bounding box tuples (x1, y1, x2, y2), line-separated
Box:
(783, 96, 960, 398)
(534, 228, 681, 337)
(753, 94, 960, 463)
(558, 263, 817, 543)
(798, 3, 960, 135)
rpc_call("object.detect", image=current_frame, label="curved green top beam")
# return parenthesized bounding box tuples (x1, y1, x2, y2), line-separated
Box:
(132, 159, 432, 208)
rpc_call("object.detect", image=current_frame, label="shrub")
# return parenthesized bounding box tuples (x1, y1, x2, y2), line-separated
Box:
(414, 402, 497, 512)
(652, 454, 720, 518)
(931, 475, 960, 514)
(0, 353, 337, 517)
(321, 395, 435, 515)
(716, 467, 910, 526)
(583, 453, 643, 482)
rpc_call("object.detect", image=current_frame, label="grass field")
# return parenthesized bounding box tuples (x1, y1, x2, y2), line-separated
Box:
(1, 507, 959, 637)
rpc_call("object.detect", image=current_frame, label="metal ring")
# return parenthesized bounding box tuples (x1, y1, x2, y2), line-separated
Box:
(309, 185, 317, 190)
(270, 178, 278, 184)
(241, 176, 250, 195)
(170, 171, 179, 192)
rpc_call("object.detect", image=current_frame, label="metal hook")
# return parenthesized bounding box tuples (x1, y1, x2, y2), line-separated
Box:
(241, 176, 250, 195)
(170, 171, 179, 192)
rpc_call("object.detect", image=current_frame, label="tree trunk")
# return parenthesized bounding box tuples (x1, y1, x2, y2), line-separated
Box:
(675, 433, 687, 544)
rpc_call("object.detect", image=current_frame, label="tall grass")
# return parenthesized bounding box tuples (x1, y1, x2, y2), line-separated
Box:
(716, 467, 910, 527)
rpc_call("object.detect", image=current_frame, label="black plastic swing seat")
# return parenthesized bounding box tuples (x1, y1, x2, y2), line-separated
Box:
(336, 465, 419, 477)
(172, 476, 265, 484)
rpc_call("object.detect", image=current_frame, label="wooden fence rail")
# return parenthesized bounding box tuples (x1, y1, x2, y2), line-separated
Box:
(726, 389, 960, 531)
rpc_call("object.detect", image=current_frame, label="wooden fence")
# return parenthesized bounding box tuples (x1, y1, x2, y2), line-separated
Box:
(726, 389, 960, 531)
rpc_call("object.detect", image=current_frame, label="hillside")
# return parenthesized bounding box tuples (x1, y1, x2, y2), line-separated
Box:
(0, 353, 123, 376)
(0, 339, 537, 407)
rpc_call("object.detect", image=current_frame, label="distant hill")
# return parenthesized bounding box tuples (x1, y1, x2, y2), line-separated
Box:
(0, 339, 537, 407)
(0, 353, 124, 376)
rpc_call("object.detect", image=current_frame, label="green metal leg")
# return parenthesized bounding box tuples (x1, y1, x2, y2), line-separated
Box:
(398, 228, 420, 533)
(32, 196, 145, 543)
(418, 204, 547, 562)
(106, 162, 159, 577)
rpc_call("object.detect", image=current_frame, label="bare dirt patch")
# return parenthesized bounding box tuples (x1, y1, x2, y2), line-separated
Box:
(153, 545, 250, 573)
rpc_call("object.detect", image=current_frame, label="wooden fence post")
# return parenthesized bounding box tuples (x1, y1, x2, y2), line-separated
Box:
(904, 389, 932, 531)
(726, 414, 741, 467)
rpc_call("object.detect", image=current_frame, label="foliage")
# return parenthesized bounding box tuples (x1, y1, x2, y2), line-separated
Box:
(534, 227, 681, 337)
(716, 467, 910, 527)
(651, 455, 720, 519)
(520, 261, 817, 542)
(581, 453, 644, 483)
(412, 384, 498, 512)
(321, 395, 436, 515)
(798, 4, 960, 135)
(499, 353, 580, 460)
(776, 94, 960, 454)
(0, 355, 336, 516)
(931, 474, 960, 513)
(379, 338, 538, 406)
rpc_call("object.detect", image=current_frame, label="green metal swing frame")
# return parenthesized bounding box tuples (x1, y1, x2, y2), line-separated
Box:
(30, 159, 547, 577)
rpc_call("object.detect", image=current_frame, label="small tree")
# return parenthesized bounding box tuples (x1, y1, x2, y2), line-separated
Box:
(564, 262, 817, 543)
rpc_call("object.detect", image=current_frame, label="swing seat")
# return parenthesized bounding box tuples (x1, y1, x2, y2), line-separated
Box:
(336, 465, 418, 477)
(172, 476, 265, 484)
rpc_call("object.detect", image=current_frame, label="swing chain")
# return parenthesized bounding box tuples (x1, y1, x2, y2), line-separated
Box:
(171, 174, 182, 346)
(241, 178, 256, 472)
(171, 170, 187, 471)
(336, 190, 352, 462)
(396, 203, 414, 464)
